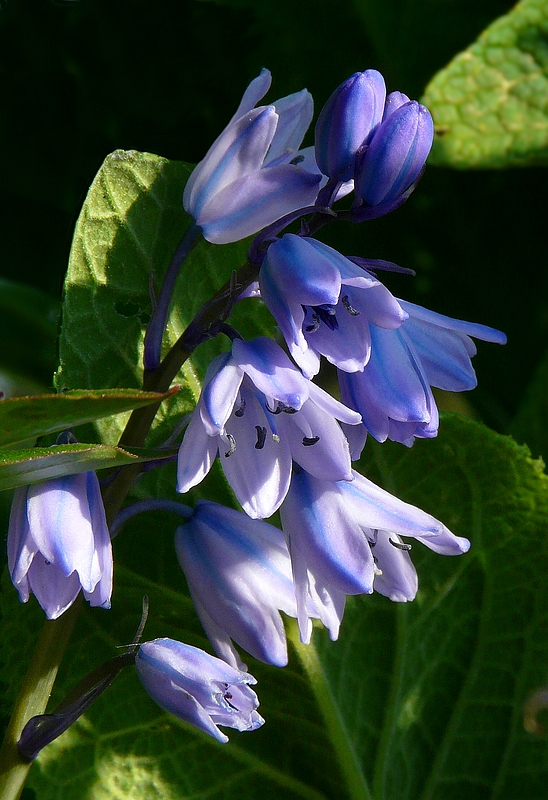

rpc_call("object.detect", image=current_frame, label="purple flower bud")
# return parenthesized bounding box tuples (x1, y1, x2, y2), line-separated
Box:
(354, 101, 434, 209)
(135, 638, 264, 743)
(315, 70, 386, 182)
(7, 472, 113, 620)
(183, 69, 322, 244)
(174, 501, 297, 668)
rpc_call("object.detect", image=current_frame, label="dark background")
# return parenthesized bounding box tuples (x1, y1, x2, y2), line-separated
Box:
(0, 0, 542, 436)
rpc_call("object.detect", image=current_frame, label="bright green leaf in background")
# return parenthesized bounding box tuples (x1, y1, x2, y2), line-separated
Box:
(0, 417, 544, 800)
(423, 0, 548, 168)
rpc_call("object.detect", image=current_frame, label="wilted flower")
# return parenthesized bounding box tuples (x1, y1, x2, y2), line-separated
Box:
(8, 472, 113, 620)
(135, 638, 264, 743)
(338, 299, 507, 449)
(259, 234, 406, 378)
(280, 467, 469, 643)
(177, 336, 361, 518)
(183, 68, 322, 244)
(174, 500, 297, 668)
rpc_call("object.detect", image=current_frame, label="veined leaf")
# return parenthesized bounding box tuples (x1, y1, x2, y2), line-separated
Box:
(0, 443, 176, 492)
(0, 388, 177, 448)
(423, 0, 548, 168)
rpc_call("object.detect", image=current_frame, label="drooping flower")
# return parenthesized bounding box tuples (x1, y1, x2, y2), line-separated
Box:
(183, 68, 322, 244)
(280, 467, 469, 644)
(259, 234, 407, 378)
(174, 500, 297, 668)
(135, 638, 264, 743)
(8, 472, 113, 620)
(353, 99, 434, 218)
(338, 299, 507, 450)
(177, 336, 361, 518)
(315, 69, 386, 182)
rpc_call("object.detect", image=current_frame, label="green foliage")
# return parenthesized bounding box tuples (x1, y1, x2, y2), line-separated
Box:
(2, 3, 548, 796)
(423, 0, 548, 168)
(55, 149, 275, 446)
(0, 418, 544, 799)
(0, 389, 176, 448)
(0, 443, 176, 492)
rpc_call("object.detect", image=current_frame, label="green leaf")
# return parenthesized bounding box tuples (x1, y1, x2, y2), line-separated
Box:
(0, 388, 177, 448)
(0, 416, 544, 799)
(423, 0, 548, 168)
(0, 443, 176, 491)
(54, 149, 276, 446)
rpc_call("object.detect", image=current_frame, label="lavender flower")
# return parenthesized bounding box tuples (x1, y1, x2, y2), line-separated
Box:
(135, 638, 264, 743)
(177, 337, 361, 518)
(259, 234, 407, 378)
(315, 69, 386, 182)
(338, 300, 507, 449)
(280, 468, 469, 644)
(353, 100, 434, 216)
(8, 472, 113, 619)
(174, 501, 297, 668)
(183, 68, 322, 244)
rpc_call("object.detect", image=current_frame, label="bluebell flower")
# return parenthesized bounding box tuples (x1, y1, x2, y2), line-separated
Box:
(183, 68, 322, 244)
(353, 99, 434, 216)
(315, 69, 386, 182)
(135, 638, 264, 743)
(259, 234, 407, 378)
(7, 472, 113, 619)
(338, 299, 507, 450)
(280, 468, 469, 643)
(177, 337, 361, 518)
(174, 500, 297, 668)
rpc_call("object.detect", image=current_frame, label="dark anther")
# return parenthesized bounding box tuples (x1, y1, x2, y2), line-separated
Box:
(342, 295, 360, 316)
(266, 401, 297, 415)
(389, 538, 412, 551)
(223, 692, 240, 711)
(315, 305, 338, 331)
(302, 436, 320, 446)
(224, 434, 236, 457)
(290, 154, 305, 165)
(305, 312, 321, 333)
(255, 426, 267, 450)
(234, 399, 246, 417)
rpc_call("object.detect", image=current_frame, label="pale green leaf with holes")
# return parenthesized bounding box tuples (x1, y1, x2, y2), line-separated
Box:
(54, 150, 275, 446)
(423, 0, 548, 168)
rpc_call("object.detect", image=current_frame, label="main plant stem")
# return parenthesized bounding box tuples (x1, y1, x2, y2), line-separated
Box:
(0, 249, 260, 800)
(0, 600, 81, 800)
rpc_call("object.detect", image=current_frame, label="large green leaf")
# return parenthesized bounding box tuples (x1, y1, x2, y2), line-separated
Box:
(423, 0, 548, 168)
(54, 149, 276, 446)
(0, 388, 176, 448)
(0, 416, 543, 799)
(0, 443, 176, 492)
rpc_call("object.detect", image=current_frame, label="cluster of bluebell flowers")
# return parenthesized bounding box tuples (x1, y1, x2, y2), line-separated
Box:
(8, 67, 506, 751)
